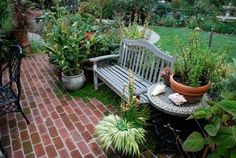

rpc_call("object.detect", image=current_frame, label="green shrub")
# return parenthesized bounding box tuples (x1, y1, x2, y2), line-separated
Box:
(174, 31, 228, 87)
(183, 91, 236, 157)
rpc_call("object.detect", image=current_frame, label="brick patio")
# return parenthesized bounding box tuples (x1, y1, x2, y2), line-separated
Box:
(0, 54, 119, 158)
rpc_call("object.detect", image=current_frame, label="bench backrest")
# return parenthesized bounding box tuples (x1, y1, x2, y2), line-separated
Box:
(118, 39, 176, 84)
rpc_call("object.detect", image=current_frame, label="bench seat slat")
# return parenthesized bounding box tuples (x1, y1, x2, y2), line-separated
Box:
(96, 65, 150, 103)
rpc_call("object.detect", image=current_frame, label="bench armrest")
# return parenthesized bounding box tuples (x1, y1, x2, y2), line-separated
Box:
(89, 54, 120, 63)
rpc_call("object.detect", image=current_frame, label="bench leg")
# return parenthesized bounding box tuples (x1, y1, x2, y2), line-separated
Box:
(94, 73, 98, 90)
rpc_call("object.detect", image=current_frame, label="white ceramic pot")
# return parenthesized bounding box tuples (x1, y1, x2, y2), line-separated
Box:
(61, 70, 86, 91)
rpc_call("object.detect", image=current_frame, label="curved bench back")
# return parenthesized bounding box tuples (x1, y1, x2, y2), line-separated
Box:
(118, 39, 176, 83)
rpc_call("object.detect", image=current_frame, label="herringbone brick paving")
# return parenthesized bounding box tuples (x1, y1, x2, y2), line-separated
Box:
(0, 54, 119, 158)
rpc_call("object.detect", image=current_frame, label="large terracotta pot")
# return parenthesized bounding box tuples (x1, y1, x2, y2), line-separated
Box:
(11, 29, 29, 48)
(170, 74, 211, 103)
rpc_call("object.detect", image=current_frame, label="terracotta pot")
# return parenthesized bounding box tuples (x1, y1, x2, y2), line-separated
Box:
(170, 74, 211, 103)
(11, 29, 29, 48)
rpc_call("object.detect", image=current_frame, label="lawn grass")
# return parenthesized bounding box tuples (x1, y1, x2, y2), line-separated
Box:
(70, 81, 121, 106)
(152, 26, 236, 60)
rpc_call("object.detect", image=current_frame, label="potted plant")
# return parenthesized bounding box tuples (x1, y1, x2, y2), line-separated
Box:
(46, 17, 91, 91)
(11, 0, 35, 48)
(95, 72, 150, 157)
(170, 31, 227, 103)
(161, 67, 173, 87)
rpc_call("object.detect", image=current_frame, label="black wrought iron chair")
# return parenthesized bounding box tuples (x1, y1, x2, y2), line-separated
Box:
(0, 44, 30, 124)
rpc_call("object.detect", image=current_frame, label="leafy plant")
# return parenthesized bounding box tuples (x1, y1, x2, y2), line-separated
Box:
(174, 31, 228, 87)
(120, 13, 150, 40)
(0, 0, 14, 35)
(45, 17, 91, 75)
(95, 72, 150, 157)
(95, 114, 146, 157)
(182, 92, 236, 157)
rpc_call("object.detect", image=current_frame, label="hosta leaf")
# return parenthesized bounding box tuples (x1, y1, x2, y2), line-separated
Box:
(220, 92, 235, 100)
(207, 153, 221, 158)
(204, 117, 220, 136)
(182, 132, 204, 152)
(212, 127, 236, 149)
(219, 100, 236, 117)
(216, 146, 229, 156)
(192, 110, 207, 119)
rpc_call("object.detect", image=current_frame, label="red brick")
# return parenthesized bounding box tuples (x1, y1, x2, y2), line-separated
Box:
(78, 101, 87, 109)
(41, 109, 49, 118)
(20, 130, 30, 142)
(77, 140, 90, 155)
(32, 108, 40, 116)
(69, 113, 80, 122)
(79, 115, 90, 125)
(45, 145, 57, 158)
(48, 127, 58, 138)
(43, 98, 51, 105)
(89, 142, 103, 156)
(52, 136, 64, 150)
(71, 150, 82, 158)
(85, 124, 95, 134)
(84, 154, 95, 158)
(50, 111, 59, 119)
(74, 122, 85, 132)
(70, 130, 82, 142)
(28, 123, 37, 133)
(64, 106, 74, 114)
(34, 116, 43, 124)
(81, 131, 92, 142)
(54, 119, 65, 129)
(94, 110, 104, 119)
(23, 141, 33, 154)
(58, 148, 70, 158)
(12, 139, 21, 151)
(31, 132, 41, 144)
(56, 106, 64, 113)
(41, 134, 52, 146)
(65, 138, 76, 151)
(34, 143, 46, 157)
(98, 154, 107, 158)
(83, 108, 93, 116)
(64, 121, 75, 131)
(38, 124, 47, 134)
(14, 150, 24, 158)
(58, 128, 70, 139)
(74, 108, 83, 115)
(89, 116, 99, 125)
(45, 118, 54, 127)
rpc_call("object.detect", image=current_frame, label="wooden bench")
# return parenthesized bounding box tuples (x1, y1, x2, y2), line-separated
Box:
(89, 39, 176, 104)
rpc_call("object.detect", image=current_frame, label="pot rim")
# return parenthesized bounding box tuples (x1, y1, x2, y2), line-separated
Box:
(62, 70, 84, 78)
(170, 74, 211, 90)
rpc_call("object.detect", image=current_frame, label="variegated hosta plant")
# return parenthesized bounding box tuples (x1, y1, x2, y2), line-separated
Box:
(95, 114, 146, 157)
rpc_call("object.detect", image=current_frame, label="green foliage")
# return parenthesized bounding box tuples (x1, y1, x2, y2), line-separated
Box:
(209, 59, 236, 100)
(182, 132, 204, 152)
(95, 72, 150, 157)
(44, 12, 92, 75)
(95, 114, 146, 157)
(120, 14, 150, 40)
(174, 31, 228, 87)
(0, 0, 14, 35)
(183, 92, 236, 157)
